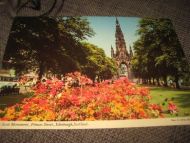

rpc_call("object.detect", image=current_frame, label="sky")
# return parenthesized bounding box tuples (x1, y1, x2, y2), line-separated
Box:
(83, 16, 140, 57)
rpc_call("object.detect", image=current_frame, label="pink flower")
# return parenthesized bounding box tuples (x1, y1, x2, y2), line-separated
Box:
(139, 87, 149, 96)
(168, 102, 178, 114)
(150, 104, 162, 112)
(101, 107, 111, 114)
(70, 95, 80, 106)
(22, 104, 31, 114)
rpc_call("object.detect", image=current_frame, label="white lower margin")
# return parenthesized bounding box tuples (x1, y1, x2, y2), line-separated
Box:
(0, 117, 190, 129)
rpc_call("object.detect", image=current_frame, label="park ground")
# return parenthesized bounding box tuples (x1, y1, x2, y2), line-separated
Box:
(149, 86, 190, 117)
(0, 85, 190, 118)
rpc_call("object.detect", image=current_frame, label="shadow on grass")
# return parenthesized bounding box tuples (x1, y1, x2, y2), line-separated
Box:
(149, 86, 190, 109)
(148, 86, 190, 117)
(149, 86, 190, 91)
(0, 92, 33, 110)
(173, 93, 190, 108)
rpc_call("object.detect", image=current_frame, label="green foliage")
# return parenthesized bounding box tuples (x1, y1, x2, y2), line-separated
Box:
(3, 17, 94, 79)
(81, 42, 117, 80)
(57, 17, 95, 41)
(3, 17, 116, 81)
(132, 18, 190, 88)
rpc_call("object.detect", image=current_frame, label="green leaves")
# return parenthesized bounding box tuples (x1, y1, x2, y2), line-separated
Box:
(4, 17, 116, 81)
(3, 17, 94, 78)
(80, 42, 117, 80)
(131, 18, 189, 87)
(57, 17, 95, 41)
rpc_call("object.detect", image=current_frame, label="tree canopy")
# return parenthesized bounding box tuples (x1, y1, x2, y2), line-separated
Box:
(3, 17, 116, 81)
(81, 42, 117, 80)
(131, 18, 190, 88)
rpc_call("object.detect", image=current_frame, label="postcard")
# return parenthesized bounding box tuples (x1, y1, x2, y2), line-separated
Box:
(0, 16, 190, 129)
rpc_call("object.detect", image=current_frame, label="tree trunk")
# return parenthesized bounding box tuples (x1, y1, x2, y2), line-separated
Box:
(156, 77, 160, 86)
(145, 78, 148, 84)
(143, 79, 146, 84)
(38, 62, 45, 80)
(153, 77, 155, 85)
(163, 76, 168, 87)
(148, 78, 151, 85)
(142, 78, 145, 84)
(174, 75, 180, 89)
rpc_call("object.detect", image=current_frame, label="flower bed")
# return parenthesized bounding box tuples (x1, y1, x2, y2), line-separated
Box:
(0, 72, 166, 121)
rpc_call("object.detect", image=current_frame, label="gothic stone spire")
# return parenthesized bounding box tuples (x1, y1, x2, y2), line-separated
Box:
(111, 18, 132, 78)
(111, 45, 115, 58)
(115, 18, 128, 56)
(129, 45, 133, 58)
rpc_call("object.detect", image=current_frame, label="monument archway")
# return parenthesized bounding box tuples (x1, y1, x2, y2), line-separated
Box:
(119, 62, 128, 77)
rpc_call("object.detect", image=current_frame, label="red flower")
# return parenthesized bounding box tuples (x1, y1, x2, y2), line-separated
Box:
(70, 95, 80, 106)
(101, 107, 111, 114)
(139, 87, 149, 96)
(150, 104, 162, 112)
(168, 102, 178, 114)
(0, 72, 166, 121)
(35, 83, 48, 94)
(22, 104, 31, 114)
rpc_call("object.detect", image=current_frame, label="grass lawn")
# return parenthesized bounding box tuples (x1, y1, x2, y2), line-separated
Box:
(148, 86, 190, 117)
(0, 93, 33, 110)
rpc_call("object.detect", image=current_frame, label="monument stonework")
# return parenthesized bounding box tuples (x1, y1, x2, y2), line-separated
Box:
(111, 18, 133, 79)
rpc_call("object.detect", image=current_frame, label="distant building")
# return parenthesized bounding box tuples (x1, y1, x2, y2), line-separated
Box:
(111, 18, 133, 79)
(0, 69, 16, 81)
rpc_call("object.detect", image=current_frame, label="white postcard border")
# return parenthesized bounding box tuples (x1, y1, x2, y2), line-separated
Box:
(1, 117, 190, 129)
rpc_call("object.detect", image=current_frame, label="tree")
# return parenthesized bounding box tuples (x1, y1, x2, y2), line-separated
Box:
(3, 17, 94, 79)
(3, 17, 116, 81)
(132, 18, 190, 88)
(80, 42, 117, 81)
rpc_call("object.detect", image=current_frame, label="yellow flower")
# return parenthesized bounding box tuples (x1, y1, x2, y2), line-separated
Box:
(85, 116, 95, 121)
(6, 107, 15, 115)
(44, 111, 55, 121)
(111, 107, 120, 115)
(86, 107, 95, 115)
